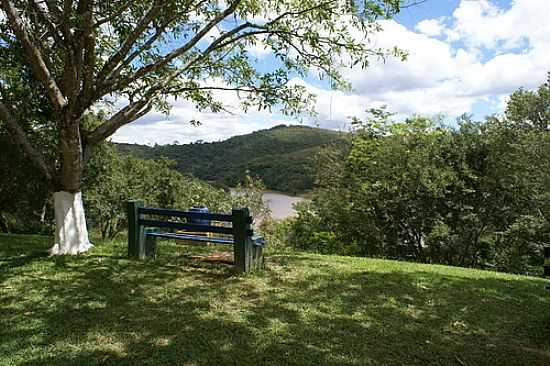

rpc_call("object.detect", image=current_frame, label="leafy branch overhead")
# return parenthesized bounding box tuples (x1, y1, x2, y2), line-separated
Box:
(0, 0, 405, 150)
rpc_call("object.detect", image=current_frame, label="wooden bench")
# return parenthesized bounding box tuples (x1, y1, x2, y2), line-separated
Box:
(127, 201, 265, 272)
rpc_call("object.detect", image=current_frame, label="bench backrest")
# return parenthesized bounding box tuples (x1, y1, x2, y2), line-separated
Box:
(127, 200, 262, 272)
(136, 206, 253, 236)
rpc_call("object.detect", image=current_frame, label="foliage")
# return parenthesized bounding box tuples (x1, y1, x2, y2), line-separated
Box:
(1, 233, 549, 365)
(283, 79, 550, 274)
(504, 72, 550, 130)
(117, 125, 348, 194)
(0, 32, 56, 234)
(83, 143, 270, 239)
(0, 129, 51, 234)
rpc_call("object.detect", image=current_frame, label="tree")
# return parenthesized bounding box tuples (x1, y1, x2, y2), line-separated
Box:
(0, 0, 407, 254)
(504, 72, 550, 131)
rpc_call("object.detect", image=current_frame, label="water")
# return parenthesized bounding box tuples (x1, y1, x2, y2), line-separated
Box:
(262, 191, 306, 220)
(230, 189, 307, 220)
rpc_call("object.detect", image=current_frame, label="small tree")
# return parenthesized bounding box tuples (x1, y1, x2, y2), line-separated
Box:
(0, 0, 405, 254)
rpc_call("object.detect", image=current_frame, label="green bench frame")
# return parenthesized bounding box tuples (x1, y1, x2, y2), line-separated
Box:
(127, 200, 264, 272)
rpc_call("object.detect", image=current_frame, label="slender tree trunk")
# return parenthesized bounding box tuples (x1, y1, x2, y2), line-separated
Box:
(39, 200, 47, 223)
(50, 122, 93, 255)
(0, 213, 10, 233)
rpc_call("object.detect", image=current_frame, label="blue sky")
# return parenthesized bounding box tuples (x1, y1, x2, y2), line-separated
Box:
(113, 0, 550, 145)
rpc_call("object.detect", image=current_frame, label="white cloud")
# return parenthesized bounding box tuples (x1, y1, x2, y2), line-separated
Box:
(448, 0, 550, 51)
(415, 18, 445, 37)
(330, 0, 550, 121)
(111, 86, 301, 145)
(112, 111, 295, 145)
(246, 35, 271, 58)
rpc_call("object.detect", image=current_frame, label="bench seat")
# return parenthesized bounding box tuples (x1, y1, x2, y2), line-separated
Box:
(147, 231, 235, 245)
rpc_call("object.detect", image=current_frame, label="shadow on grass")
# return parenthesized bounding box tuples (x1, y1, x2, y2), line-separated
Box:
(1, 237, 550, 365)
(0, 251, 49, 274)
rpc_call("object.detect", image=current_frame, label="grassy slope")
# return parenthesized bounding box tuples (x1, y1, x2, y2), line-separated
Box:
(1, 233, 549, 366)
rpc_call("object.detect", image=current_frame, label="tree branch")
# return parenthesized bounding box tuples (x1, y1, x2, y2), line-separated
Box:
(0, 99, 54, 181)
(44, 0, 62, 18)
(107, 12, 180, 85)
(61, 0, 73, 42)
(85, 100, 152, 145)
(171, 85, 270, 93)
(28, 0, 65, 47)
(77, 0, 96, 108)
(102, 0, 243, 95)
(1, 0, 67, 111)
(263, 0, 337, 25)
(107, 0, 339, 96)
(93, 0, 133, 26)
(96, 0, 165, 86)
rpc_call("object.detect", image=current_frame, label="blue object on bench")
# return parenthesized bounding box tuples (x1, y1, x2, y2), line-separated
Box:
(189, 206, 211, 226)
(252, 235, 266, 247)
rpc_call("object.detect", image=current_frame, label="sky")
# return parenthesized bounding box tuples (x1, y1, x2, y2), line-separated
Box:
(112, 0, 550, 145)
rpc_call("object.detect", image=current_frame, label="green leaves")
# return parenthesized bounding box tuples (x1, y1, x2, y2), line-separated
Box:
(503, 72, 550, 131)
(82, 142, 271, 238)
(94, 0, 401, 119)
(285, 84, 550, 274)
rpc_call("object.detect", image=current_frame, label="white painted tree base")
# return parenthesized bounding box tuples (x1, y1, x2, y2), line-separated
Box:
(49, 191, 93, 255)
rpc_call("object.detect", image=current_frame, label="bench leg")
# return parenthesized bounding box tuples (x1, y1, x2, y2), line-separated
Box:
(145, 234, 157, 259)
(253, 245, 264, 270)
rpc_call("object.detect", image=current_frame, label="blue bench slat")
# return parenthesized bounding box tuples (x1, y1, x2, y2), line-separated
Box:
(138, 219, 234, 235)
(147, 232, 235, 245)
(139, 207, 235, 222)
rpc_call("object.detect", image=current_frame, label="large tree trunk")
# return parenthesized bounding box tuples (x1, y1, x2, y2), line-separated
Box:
(50, 191, 92, 254)
(49, 122, 93, 255)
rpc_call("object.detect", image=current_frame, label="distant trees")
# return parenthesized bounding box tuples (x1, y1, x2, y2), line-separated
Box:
(117, 125, 348, 194)
(284, 77, 550, 274)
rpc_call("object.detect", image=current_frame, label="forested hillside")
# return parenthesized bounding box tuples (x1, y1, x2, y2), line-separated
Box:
(116, 125, 347, 194)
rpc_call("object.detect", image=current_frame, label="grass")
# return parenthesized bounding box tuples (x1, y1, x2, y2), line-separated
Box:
(1, 233, 550, 365)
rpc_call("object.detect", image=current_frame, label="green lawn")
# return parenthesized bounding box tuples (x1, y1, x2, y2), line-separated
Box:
(1, 233, 549, 365)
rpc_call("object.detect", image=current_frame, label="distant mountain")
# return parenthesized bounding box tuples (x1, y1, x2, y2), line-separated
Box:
(116, 124, 348, 194)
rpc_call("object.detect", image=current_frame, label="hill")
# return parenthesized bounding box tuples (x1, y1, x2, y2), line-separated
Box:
(2, 233, 550, 365)
(116, 124, 348, 194)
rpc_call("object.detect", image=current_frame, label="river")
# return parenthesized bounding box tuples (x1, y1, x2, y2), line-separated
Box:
(262, 191, 306, 220)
